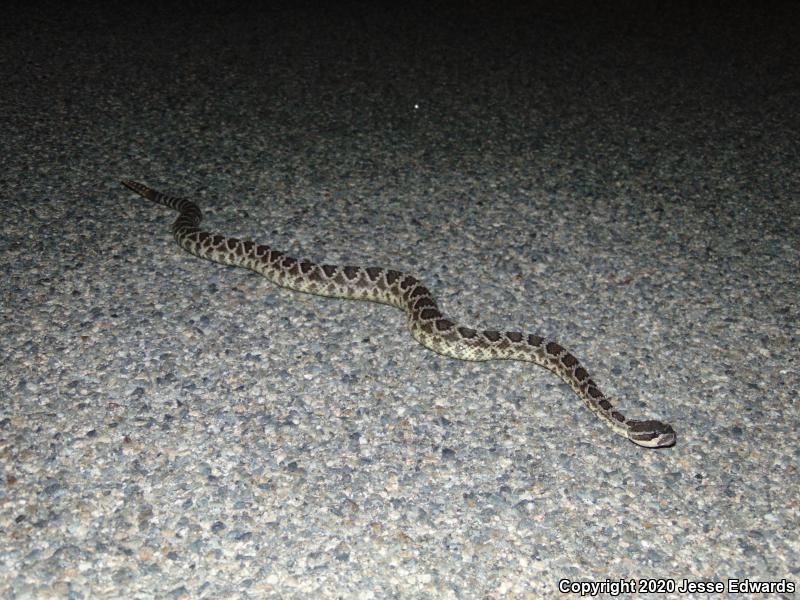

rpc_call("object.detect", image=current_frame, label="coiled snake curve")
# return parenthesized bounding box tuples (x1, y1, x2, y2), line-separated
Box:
(121, 180, 676, 448)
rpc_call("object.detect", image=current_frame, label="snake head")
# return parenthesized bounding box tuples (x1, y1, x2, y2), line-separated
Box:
(626, 420, 676, 448)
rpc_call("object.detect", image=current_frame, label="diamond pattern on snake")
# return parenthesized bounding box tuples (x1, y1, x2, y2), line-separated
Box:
(121, 180, 676, 448)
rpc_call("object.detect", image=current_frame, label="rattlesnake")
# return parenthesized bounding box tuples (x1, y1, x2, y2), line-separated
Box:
(122, 180, 676, 448)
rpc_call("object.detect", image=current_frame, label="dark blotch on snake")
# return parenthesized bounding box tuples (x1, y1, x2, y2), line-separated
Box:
(413, 297, 436, 310)
(409, 286, 429, 299)
(400, 276, 417, 290)
(561, 353, 578, 368)
(528, 334, 543, 346)
(436, 319, 454, 331)
(385, 270, 401, 285)
(420, 308, 441, 320)
(483, 330, 501, 342)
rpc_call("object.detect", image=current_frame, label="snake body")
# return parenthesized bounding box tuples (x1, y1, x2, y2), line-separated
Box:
(121, 180, 676, 448)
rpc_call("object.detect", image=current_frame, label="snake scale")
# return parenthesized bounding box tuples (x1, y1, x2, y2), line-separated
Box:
(122, 180, 675, 448)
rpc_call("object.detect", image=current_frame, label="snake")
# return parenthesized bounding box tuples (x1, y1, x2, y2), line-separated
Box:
(121, 180, 676, 448)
